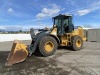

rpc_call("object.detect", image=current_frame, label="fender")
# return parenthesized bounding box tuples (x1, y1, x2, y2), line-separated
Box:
(28, 31, 49, 55)
(49, 34, 60, 44)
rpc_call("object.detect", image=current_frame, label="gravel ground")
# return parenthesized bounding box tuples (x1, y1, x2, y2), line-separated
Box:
(0, 41, 100, 75)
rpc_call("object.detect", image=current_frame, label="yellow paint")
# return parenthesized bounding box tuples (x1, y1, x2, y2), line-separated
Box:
(76, 39, 81, 48)
(60, 35, 68, 46)
(13, 41, 28, 55)
(72, 27, 86, 41)
(50, 26, 57, 36)
(59, 27, 86, 46)
(50, 26, 86, 47)
(44, 41, 54, 52)
(60, 33, 72, 46)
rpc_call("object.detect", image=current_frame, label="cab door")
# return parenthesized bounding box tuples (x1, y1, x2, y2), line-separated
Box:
(68, 17, 74, 33)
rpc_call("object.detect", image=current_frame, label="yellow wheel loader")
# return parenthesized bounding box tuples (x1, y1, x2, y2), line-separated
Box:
(5, 14, 86, 66)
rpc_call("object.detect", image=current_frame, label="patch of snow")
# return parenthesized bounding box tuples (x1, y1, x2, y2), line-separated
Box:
(0, 34, 31, 42)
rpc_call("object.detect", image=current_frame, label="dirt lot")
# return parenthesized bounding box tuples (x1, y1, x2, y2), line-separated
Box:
(0, 41, 100, 75)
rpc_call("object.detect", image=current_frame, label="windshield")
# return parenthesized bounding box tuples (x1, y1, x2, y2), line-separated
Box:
(54, 19, 61, 27)
(54, 19, 62, 34)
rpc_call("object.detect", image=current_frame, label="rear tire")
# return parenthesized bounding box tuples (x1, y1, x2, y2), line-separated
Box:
(71, 36, 83, 51)
(39, 36, 58, 56)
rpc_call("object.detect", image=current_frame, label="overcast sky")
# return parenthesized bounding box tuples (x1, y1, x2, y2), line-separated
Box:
(0, 0, 100, 30)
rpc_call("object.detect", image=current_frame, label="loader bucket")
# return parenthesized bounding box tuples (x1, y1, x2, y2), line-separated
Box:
(5, 40, 28, 66)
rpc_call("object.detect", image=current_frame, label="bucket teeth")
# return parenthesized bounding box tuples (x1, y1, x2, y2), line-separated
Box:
(5, 40, 28, 66)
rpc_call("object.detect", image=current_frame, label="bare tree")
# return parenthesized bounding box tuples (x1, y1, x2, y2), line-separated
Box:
(83, 25, 93, 28)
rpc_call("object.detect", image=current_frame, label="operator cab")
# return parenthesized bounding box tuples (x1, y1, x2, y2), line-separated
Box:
(53, 14, 74, 35)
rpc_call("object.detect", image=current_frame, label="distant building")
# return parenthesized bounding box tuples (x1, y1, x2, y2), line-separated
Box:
(83, 28, 100, 43)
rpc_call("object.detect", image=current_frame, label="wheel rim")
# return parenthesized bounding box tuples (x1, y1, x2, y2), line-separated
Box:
(76, 39, 81, 48)
(44, 41, 54, 52)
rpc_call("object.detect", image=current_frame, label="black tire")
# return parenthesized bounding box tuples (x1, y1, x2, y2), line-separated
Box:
(71, 36, 83, 51)
(39, 36, 58, 56)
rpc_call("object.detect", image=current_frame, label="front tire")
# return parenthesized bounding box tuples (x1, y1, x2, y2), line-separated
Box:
(39, 36, 58, 56)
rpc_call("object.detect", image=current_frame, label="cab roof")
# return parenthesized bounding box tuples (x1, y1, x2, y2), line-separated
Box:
(52, 14, 72, 19)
